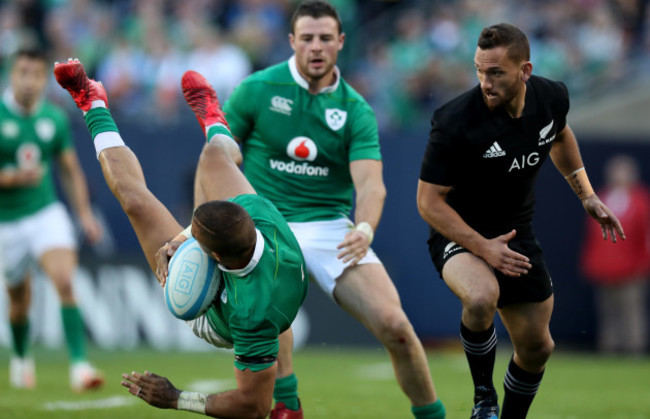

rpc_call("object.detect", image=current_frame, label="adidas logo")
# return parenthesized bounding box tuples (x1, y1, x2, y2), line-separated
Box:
(483, 141, 506, 158)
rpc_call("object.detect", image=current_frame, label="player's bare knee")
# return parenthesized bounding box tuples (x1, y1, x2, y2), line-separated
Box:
(463, 293, 497, 321)
(9, 300, 29, 321)
(519, 336, 555, 367)
(375, 310, 415, 346)
(53, 277, 75, 301)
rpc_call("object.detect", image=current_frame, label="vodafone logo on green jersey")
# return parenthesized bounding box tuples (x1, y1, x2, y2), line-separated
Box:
(286, 137, 317, 161)
(17, 142, 41, 168)
(268, 136, 330, 177)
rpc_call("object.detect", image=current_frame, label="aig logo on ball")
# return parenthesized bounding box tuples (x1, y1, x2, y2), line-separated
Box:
(165, 238, 221, 320)
(175, 256, 200, 300)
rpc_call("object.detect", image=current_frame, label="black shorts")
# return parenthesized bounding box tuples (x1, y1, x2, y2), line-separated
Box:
(427, 229, 554, 308)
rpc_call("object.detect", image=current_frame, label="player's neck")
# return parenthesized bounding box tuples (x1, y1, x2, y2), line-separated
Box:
(505, 83, 527, 119)
(218, 245, 255, 270)
(4, 89, 38, 116)
(306, 70, 337, 95)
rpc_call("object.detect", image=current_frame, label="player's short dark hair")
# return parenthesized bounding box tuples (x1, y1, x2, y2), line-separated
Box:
(290, 0, 342, 34)
(477, 23, 530, 63)
(13, 47, 48, 65)
(192, 200, 256, 260)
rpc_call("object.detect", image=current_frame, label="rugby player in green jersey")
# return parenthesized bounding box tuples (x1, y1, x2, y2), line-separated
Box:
(221, 1, 444, 418)
(54, 59, 307, 418)
(0, 48, 104, 392)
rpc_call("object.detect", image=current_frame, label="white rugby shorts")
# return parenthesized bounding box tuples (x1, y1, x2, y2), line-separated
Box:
(288, 218, 382, 298)
(0, 202, 76, 286)
(186, 315, 233, 349)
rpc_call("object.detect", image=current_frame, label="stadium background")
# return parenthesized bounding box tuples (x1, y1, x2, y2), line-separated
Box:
(0, 0, 649, 352)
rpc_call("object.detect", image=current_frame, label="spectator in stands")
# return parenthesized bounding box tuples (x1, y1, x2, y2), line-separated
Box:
(581, 154, 650, 355)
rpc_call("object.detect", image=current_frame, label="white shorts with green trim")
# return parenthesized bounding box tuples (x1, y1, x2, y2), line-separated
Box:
(0, 202, 76, 287)
(185, 315, 233, 349)
(288, 218, 382, 299)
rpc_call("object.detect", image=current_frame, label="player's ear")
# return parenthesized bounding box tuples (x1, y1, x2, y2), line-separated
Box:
(521, 61, 532, 82)
(338, 32, 345, 50)
(289, 33, 296, 52)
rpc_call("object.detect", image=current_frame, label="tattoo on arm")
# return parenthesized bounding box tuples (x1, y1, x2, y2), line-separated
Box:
(564, 167, 594, 200)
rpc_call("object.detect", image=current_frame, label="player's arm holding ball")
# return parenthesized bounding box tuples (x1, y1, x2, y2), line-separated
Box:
(550, 124, 625, 242)
(154, 225, 192, 286)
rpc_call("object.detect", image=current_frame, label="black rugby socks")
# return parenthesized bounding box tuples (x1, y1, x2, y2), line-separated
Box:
(501, 356, 544, 418)
(460, 321, 498, 393)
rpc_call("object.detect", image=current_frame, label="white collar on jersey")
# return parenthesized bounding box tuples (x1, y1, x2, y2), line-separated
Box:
(217, 228, 265, 277)
(3, 88, 43, 116)
(288, 55, 341, 94)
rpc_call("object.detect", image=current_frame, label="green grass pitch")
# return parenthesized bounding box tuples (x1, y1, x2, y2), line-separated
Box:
(0, 345, 648, 418)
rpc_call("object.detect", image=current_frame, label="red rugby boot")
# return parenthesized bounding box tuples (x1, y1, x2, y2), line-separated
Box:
(181, 70, 229, 133)
(269, 401, 303, 419)
(53, 58, 107, 111)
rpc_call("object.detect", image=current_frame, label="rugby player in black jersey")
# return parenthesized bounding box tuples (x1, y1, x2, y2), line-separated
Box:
(417, 23, 625, 419)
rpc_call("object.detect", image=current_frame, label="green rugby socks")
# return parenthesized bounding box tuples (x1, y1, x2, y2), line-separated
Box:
(83, 107, 125, 157)
(273, 373, 300, 411)
(206, 124, 235, 143)
(10, 320, 30, 358)
(61, 305, 87, 363)
(412, 399, 446, 418)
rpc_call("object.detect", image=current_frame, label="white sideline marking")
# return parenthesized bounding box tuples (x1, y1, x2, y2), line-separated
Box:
(187, 378, 235, 393)
(43, 396, 135, 411)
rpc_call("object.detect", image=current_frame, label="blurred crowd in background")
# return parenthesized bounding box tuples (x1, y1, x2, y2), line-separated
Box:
(1, 0, 648, 130)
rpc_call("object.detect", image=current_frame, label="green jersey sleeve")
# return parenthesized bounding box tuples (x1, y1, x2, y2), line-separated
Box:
(348, 102, 381, 162)
(224, 80, 259, 142)
(53, 106, 74, 154)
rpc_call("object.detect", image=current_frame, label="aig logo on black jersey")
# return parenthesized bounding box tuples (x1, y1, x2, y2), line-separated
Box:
(538, 120, 555, 146)
(509, 152, 540, 172)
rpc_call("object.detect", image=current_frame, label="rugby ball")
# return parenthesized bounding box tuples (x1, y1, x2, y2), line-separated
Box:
(164, 237, 221, 320)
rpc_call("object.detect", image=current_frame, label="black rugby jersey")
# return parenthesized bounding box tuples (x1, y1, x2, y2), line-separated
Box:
(420, 75, 570, 236)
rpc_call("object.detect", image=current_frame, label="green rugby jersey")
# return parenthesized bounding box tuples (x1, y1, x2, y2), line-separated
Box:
(224, 56, 382, 222)
(205, 194, 307, 371)
(0, 93, 73, 221)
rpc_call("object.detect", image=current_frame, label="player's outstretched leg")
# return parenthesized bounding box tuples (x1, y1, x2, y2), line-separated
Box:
(181, 71, 254, 202)
(54, 59, 181, 275)
(181, 71, 300, 416)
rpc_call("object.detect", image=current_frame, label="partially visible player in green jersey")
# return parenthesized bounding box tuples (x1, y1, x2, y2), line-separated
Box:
(0, 48, 104, 392)
(195, 193, 307, 373)
(54, 59, 307, 418)
(222, 1, 445, 418)
(224, 50, 380, 222)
